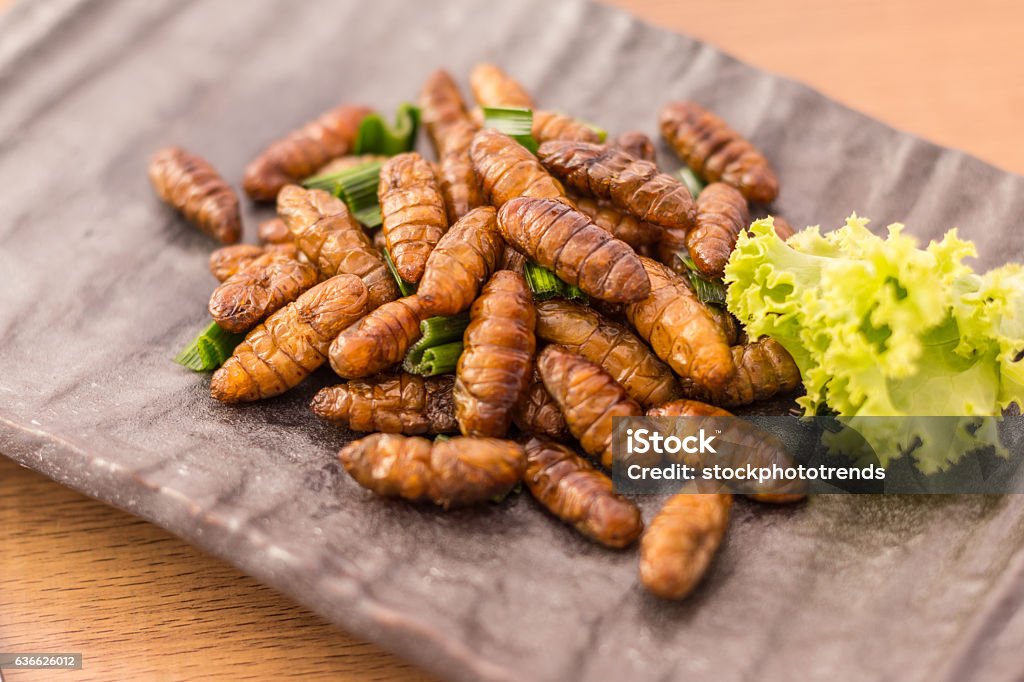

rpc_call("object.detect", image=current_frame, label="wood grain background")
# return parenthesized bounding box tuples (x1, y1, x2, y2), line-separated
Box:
(2, 1, 1021, 680)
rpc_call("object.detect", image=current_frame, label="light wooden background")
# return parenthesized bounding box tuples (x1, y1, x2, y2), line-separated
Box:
(2, 1, 1022, 681)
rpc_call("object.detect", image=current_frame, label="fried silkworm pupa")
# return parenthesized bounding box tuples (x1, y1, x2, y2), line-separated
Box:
(258, 218, 292, 245)
(531, 110, 603, 144)
(501, 246, 528, 274)
(208, 252, 319, 333)
(148, 147, 241, 244)
(523, 436, 643, 548)
(418, 206, 504, 316)
(455, 271, 536, 437)
(624, 257, 735, 392)
(328, 296, 425, 379)
(768, 215, 796, 240)
(571, 194, 663, 249)
(209, 244, 269, 282)
(311, 373, 456, 435)
(537, 140, 694, 233)
(498, 197, 650, 304)
(646, 398, 732, 418)
(659, 101, 779, 203)
(683, 337, 801, 406)
(277, 185, 398, 309)
(338, 433, 526, 509)
(469, 63, 534, 109)
(378, 152, 449, 284)
(314, 154, 389, 177)
(535, 299, 682, 408)
(639, 492, 732, 600)
(512, 377, 569, 441)
(470, 129, 569, 208)
(610, 131, 656, 162)
(242, 104, 372, 201)
(210, 274, 370, 403)
(537, 345, 642, 469)
(419, 70, 486, 223)
(685, 183, 751, 278)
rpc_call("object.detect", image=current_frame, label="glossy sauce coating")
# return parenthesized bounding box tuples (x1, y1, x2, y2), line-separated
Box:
(328, 296, 425, 379)
(685, 182, 751, 278)
(311, 373, 456, 435)
(258, 217, 292, 245)
(379, 152, 449, 283)
(683, 337, 800, 406)
(148, 147, 241, 244)
(418, 206, 504, 316)
(571, 194, 663, 249)
(208, 252, 319, 333)
(470, 129, 569, 208)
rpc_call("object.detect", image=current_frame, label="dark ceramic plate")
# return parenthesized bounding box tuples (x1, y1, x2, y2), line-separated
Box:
(2, 1, 1024, 680)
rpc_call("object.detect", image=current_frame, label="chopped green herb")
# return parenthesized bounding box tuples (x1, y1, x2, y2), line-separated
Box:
(303, 160, 384, 228)
(383, 249, 417, 296)
(482, 106, 538, 154)
(677, 166, 706, 198)
(403, 314, 471, 376)
(523, 261, 588, 303)
(175, 320, 245, 372)
(354, 103, 420, 156)
(678, 252, 726, 307)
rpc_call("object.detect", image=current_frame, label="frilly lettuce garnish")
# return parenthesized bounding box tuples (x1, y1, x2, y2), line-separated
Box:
(725, 215, 1024, 471)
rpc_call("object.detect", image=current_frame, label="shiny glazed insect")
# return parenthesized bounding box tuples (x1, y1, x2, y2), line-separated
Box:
(148, 147, 241, 244)
(311, 373, 456, 435)
(417, 206, 504, 316)
(208, 252, 319, 333)
(378, 152, 449, 284)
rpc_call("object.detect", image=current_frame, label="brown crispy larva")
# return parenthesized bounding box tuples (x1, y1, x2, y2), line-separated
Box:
(311, 373, 456, 435)
(208, 244, 275, 282)
(470, 129, 569, 208)
(537, 140, 694, 232)
(314, 154, 389, 178)
(210, 274, 370, 403)
(338, 433, 526, 509)
(769, 215, 796, 240)
(685, 182, 751, 278)
(639, 492, 732, 600)
(531, 110, 603, 144)
(257, 218, 291, 245)
(242, 104, 372, 201)
(277, 185, 398, 309)
(208, 252, 319, 333)
(611, 130, 656, 162)
(659, 101, 779, 203)
(378, 152, 449, 284)
(537, 346, 642, 469)
(418, 206, 504, 316)
(455, 271, 536, 437)
(535, 299, 681, 408)
(419, 70, 487, 223)
(683, 337, 800, 406)
(469, 63, 534, 109)
(328, 296, 425, 378)
(646, 398, 732, 418)
(148, 147, 241, 244)
(571, 194, 662, 249)
(523, 437, 643, 548)
(498, 197, 650, 304)
(501, 246, 528, 274)
(512, 377, 569, 441)
(624, 257, 735, 392)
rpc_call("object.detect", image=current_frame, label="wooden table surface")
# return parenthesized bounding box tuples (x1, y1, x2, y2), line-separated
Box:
(2, 1, 1021, 681)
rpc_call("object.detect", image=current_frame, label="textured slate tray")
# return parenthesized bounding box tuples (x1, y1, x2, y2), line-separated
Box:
(3, 1, 1024, 680)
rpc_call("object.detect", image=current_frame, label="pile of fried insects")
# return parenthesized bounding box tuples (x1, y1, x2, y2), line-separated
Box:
(149, 63, 804, 601)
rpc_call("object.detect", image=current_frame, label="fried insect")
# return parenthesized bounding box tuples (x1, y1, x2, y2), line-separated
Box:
(328, 296, 425, 378)
(242, 104, 372, 201)
(531, 110, 603, 144)
(315, 154, 389, 177)
(277, 185, 398, 309)
(523, 437, 643, 548)
(659, 101, 779, 203)
(148, 147, 241, 244)
(611, 130, 656, 162)
(210, 274, 370, 403)
(571, 194, 662, 249)
(455, 271, 536, 437)
(207, 242, 294, 280)
(639, 492, 732, 600)
(683, 337, 801, 406)
(311, 373, 456, 435)
(769, 215, 796, 240)
(378, 153, 449, 283)
(419, 70, 487, 223)
(208, 252, 319, 333)
(646, 399, 732, 418)
(497, 197, 650, 304)
(338, 433, 526, 509)
(537, 346, 642, 469)
(470, 129, 569, 208)
(512, 376, 569, 440)
(501, 246, 528, 274)
(535, 300, 681, 408)
(537, 140, 694, 232)
(256, 218, 290, 245)
(684, 182, 752, 278)
(624, 257, 735, 392)
(418, 206, 504, 316)
(469, 63, 534, 109)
